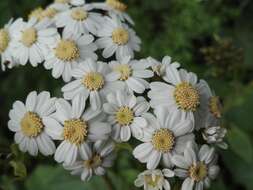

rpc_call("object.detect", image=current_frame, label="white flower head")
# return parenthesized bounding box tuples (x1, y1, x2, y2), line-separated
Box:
(109, 56, 154, 93)
(28, 6, 60, 24)
(8, 91, 56, 156)
(61, 58, 123, 110)
(11, 18, 58, 67)
(133, 107, 194, 169)
(148, 56, 179, 77)
(43, 97, 111, 165)
(55, 5, 103, 36)
(96, 16, 141, 60)
(103, 90, 150, 142)
(202, 126, 227, 149)
(92, 0, 134, 25)
(148, 59, 210, 127)
(44, 32, 97, 82)
(172, 143, 220, 190)
(135, 169, 174, 190)
(0, 18, 18, 71)
(64, 140, 115, 181)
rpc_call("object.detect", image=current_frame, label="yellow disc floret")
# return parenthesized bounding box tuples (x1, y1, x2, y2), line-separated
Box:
(144, 175, 161, 188)
(114, 64, 132, 80)
(40, 7, 58, 20)
(55, 40, 80, 61)
(112, 28, 129, 45)
(174, 82, 200, 112)
(63, 119, 88, 145)
(115, 106, 134, 126)
(21, 28, 37, 47)
(106, 0, 127, 12)
(209, 96, 222, 118)
(84, 154, 102, 168)
(21, 112, 44, 137)
(71, 8, 88, 21)
(151, 128, 175, 153)
(28, 7, 44, 20)
(82, 72, 105, 91)
(189, 162, 208, 182)
(55, 0, 70, 3)
(0, 29, 10, 53)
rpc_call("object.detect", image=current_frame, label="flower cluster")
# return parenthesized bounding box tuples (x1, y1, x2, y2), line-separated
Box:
(3, 0, 227, 190)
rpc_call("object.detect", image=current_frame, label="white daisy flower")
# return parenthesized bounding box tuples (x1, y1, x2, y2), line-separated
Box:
(55, 5, 103, 36)
(64, 140, 115, 181)
(202, 126, 227, 149)
(8, 91, 56, 156)
(134, 169, 174, 190)
(172, 143, 220, 190)
(0, 18, 21, 71)
(11, 18, 58, 67)
(147, 56, 179, 77)
(44, 32, 97, 82)
(109, 56, 154, 94)
(51, 0, 85, 11)
(103, 90, 150, 142)
(148, 59, 209, 127)
(96, 16, 141, 60)
(92, 0, 134, 25)
(61, 58, 123, 110)
(133, 107, 194, 169)
(43, 97, 111, 165)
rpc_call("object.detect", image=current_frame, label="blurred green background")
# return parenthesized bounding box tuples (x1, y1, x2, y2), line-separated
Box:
(1, 0, 253, 189)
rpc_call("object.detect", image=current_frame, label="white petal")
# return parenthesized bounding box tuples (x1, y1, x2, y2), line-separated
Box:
(120, 125, 131, 142)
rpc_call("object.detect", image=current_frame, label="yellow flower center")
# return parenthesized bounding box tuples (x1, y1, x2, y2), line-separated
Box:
(152, 128, 175, 153)
(63, 119, 88, 145)
(189, 162, 208, 182)
(71, 8, 88, 21)
(21, 112, 44, 137)
(114, 64, 132, 80)
(55, 40, 80, 61)
(40, 7, 58, 20)
(21, 28, 37, 47)
(84, 154, 102, 169)
(82, 72, 105, 91)
(55, 0, 70, 3)
(112, 28, 129, 45)
(209, 96, 222, 118)
(174, 82, 200, 112)
(106, 0, 127, 12)
(28, 7, 44, 20)
(0, 29, 10, 53)
(144, 175, 161, 188)
(115, 106, 134, 126)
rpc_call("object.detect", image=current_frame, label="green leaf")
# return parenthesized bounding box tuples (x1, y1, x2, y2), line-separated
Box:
(227, 126, 253, 163)
(9, 161, 27, 179)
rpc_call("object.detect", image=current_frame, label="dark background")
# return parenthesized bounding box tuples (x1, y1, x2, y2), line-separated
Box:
(0, 0, 253, 189)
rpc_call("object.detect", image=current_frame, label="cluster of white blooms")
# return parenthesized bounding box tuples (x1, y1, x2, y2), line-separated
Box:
(3, 0, 227, 189)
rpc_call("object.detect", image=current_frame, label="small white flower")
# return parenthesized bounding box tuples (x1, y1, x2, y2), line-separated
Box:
(172, 143, 220, 190)
(103, 90, 150, 142)
(61, 58, 123, 110)
(202, 126, 227, 149)
(44, 32, 97, 82)
(135, 169, 174, 190)
(51, 0, 85, 11)
(43, 97, 111, 165)
(11, 18, 58, 67)
(96, 16, 141, 60)
(133, 107, 194, 169)
(109, 56, 154, 93)
(147, 56, 177, 77)
(92, 0, 134, 25)
(64, 140, 115, 181)
(55, 5, 103, 36)
(8, 91, 56, 156)
(148, 58, 209, 127)
(0, 18, 18, 71)
(28, 6, 59, 24)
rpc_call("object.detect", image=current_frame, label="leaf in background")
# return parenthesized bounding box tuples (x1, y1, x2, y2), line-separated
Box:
(9, 161, 27, 179)
(227, 126, 253, 163)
